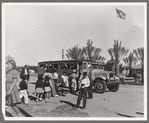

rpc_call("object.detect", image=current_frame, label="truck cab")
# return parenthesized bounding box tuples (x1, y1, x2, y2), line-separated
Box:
(82, 61, 120, 93)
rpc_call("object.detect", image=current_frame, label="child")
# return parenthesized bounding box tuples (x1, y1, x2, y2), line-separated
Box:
(44, 75, 52, 100)
(35, 75, 44, 102)
(19, 75, 29, 104)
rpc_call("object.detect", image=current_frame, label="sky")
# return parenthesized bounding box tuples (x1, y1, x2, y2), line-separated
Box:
(3, 3, 145, 66)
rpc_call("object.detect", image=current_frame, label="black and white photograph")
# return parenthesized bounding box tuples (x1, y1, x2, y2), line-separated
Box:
(2, 2, 147, 120)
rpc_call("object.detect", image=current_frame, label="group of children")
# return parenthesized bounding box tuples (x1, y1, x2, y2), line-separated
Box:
(18, 68, 90, 110)
(19, 73, 56, 104)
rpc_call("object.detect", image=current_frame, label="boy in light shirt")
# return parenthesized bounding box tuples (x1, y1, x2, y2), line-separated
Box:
(75, 72, 90, 110)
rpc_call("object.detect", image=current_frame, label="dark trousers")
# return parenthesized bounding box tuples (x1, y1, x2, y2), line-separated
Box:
(88, 81, 93, 98)
(69, 81, 72, 93)
(76, 87, 88, 108)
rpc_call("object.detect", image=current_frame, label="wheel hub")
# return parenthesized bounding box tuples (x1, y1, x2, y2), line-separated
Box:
(96, 83, 103, 90)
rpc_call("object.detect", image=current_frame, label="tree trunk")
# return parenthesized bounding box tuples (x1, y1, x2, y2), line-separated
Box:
(112, 62, 115, 76)
(129, 63, 132, 76)
(115, 61, 119, 77)
(129, 68, 132, 76)
(126, 70, 128, 76)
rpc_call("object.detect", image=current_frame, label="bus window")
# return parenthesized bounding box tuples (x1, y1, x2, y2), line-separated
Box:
(71, 63, 77, 70)
(40, 64, 44, 68)
(53, 64, 58, 69)
(59, 63, 65, 70)
(64, 63, 70, 70)
(43, 64, 47, 68)
(48, 64, 53, 70)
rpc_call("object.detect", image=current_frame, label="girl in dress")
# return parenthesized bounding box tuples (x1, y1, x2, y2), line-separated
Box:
(5, 60, 22, 117)
(35, 75, 44, 102)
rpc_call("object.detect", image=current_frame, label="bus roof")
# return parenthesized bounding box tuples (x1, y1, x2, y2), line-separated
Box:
(38, 60, 105, 65)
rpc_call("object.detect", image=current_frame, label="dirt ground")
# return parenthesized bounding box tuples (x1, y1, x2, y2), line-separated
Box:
(15, 75, 144, 118)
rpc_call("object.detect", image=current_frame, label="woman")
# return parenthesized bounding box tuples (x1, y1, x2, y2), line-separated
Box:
(5, 60, 22, 117)
(43, 68, 57, 97)
(70, 69, 78, 94)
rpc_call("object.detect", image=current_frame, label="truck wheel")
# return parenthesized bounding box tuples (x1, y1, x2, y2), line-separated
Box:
(94, 80, 106, 93)
(107, 84, 119, 92)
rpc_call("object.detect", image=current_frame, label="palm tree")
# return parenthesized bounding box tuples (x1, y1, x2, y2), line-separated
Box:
(66, 45, 85, 60)
(83, 39, 106, 62)
(133, 47, 144, 83)
(123, 52, 139, 75)
(108, 40, 129, 77)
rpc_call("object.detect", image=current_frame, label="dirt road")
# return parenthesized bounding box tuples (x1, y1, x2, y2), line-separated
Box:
(16, 75, 144, 118)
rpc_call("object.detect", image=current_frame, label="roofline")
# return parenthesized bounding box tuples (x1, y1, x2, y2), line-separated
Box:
(38, 60, 105, 64)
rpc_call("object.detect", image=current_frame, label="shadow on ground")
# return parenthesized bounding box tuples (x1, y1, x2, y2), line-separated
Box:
(136, 112, 144, 115)
(93, 89, 110, 94)
(116, 113, 135, 118)
(60, 100, 76, 107)
(46, 100, 89, 117)
(28, 95, 37, 101)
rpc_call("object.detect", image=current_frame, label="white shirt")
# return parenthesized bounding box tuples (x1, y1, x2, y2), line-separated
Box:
(61, 75, 66, 82)
(79, 76, 90, 88)
(53, 72, 58, 79)
(24, 68, 28, 75)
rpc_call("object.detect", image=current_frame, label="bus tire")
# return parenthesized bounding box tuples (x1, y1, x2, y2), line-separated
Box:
(107, 84, 119, 92)
(94, 79, 106, 94)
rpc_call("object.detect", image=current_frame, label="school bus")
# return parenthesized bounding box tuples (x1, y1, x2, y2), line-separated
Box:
(38, 60, 104, 75)
(38, 60, 120, 93)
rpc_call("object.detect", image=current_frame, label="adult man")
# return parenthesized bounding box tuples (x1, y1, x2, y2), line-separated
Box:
(87, 68, 93, 99)
(75, 72, 90, 110)
(80, 65, 93, 99)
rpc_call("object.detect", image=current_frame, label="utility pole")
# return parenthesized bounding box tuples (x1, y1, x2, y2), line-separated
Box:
(62, 49, 64, 60)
